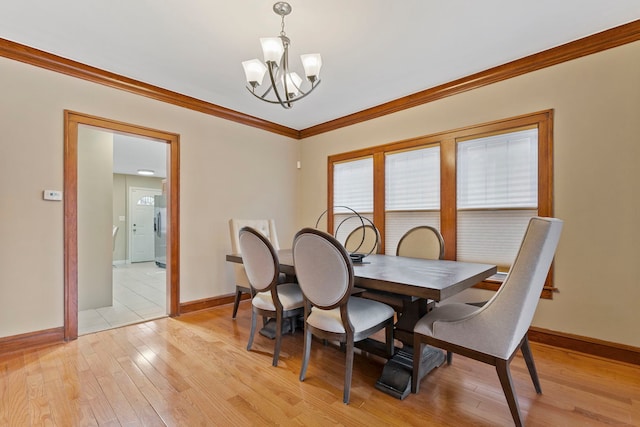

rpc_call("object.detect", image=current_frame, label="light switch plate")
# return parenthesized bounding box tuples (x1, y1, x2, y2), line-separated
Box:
(43, 190, 63, 201)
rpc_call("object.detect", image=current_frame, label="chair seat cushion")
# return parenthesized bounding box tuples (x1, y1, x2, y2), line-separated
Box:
(253, 283, 304, 311)
(414, 303, 479, 337)
(307, 296, 394, 334)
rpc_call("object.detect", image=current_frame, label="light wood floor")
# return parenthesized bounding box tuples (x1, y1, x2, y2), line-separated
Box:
(2, 303, 639, 426)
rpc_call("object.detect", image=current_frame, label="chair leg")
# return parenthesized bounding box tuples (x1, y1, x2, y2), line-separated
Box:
(272, 313, 283, 367)
(495, 358, 524, 427)
(232, 288, 243, 319)
(247, 309, 257, 351)
(299, 327, 312, 381)
(411, 341, 424, 393)
(446, 351, 453, 365)
(521, 336, 542, 393)
(343, 340, 355, 404)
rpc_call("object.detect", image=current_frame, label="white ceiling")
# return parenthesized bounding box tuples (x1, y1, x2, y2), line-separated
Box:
(113, 134, 167, 178)
(1, 1, 639, 131)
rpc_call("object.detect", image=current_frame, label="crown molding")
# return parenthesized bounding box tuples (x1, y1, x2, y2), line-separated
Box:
(299, 19, 640, 138)
(1, 19, 638, 140)
(0, 38, 300, 139)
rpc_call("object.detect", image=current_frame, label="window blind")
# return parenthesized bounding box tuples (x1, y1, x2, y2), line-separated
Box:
(457, 128, 538, 267)
(458, 129, 538, 209)
(333, 157, 373, 214)
(385, 146, 441, 255)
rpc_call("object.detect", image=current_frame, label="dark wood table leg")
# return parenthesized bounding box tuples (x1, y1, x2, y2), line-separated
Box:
(374, 297, 445, 399)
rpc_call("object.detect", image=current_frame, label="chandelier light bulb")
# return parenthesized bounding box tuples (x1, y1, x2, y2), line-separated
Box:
(242, 59, 268, 87)
(260, 37, 285, 63)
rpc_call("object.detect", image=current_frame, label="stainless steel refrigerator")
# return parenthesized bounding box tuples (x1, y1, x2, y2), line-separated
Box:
(153, 195, 167, 268)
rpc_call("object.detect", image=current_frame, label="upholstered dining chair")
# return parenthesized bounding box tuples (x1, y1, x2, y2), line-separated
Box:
(228, 218, 281, 318)
(238, 226, 304, 367)
(411, 217, 563, 426)
(293, 227, 395, 404)
(396, 225, 444, 260)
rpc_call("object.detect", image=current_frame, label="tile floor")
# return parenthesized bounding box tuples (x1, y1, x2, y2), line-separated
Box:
(78, 261, 167, 335)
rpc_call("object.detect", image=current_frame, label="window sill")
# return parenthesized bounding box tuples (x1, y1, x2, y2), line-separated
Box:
(474, 276, 555, 299)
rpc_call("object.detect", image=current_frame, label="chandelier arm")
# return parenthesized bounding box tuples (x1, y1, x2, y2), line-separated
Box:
(280, 40, 294, 105)
(246, 80, 321, 106)
(266, 61, 292, 109)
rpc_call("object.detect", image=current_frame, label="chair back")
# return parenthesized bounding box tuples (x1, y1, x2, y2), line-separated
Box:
(293, 228, 353, 309)
(344, 224, 379, 256)
(439, 217, 563, 358)
(396, 225, 444, 259)
(238, 227, 279, 293)
(229, 219, 280, 287)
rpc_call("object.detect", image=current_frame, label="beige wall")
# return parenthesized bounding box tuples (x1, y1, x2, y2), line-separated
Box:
(78, 126, 114, 310)
(0, 56, 298, 338)
(297, 41, 640, 347)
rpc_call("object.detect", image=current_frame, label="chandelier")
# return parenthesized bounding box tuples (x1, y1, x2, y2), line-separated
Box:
(242, 2, 322, 109)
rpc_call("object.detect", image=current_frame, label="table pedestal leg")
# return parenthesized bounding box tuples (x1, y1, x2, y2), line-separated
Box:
(374, 345, 445, 399)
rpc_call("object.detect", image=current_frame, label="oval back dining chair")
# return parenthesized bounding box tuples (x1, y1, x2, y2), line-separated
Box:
(411, 217, 563, 426)
(293, 227, 395, 404)
(238, 226, 303, 367)
(229, 218, 281, 318)
(396, 225, 444, 260)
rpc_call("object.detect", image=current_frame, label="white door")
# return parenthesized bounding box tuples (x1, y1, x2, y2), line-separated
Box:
(129, 187, 162, 262)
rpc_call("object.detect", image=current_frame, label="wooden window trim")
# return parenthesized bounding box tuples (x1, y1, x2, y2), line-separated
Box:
(327, 109, 555, 298)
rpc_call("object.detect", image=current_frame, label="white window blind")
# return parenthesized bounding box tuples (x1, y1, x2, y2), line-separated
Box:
(458, 128, 538, 209)
(385, 146, 441, 255)
(457, 128, 538, 268)
(333, 157, 373, 238)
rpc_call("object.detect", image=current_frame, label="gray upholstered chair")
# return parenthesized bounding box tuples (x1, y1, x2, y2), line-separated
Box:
(293, 227, 395, 404)
(396, 225, 444, 260)
(239, 226, 304, 367)
(229, 218, 281, 318)
(411, 217, 563, 426)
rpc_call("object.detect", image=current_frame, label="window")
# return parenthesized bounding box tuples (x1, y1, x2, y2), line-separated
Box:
(137, 195, 155, 206)
(385, 146, 440, 255)
(327, 110, 555, 298)
(332, 157, 374, 243)
(457, 128, 538, 269)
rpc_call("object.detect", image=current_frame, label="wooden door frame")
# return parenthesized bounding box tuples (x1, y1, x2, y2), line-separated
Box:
(64, 110, 180, 341)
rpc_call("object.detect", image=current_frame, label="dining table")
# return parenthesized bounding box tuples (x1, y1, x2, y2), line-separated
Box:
(226, 249, 497, 399)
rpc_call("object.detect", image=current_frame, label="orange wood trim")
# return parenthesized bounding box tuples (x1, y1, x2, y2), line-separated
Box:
(528, 326, 640, 366)
(180, 294, 243, 314)
(0, 38, 299, 139)
(63, 111, 181, 340)
(440, 138, 456, 260)
(299, 20, 640, 138)
(0, 327, 64, 355)
(167, 132, 181, 317)
(373, 152, 386, 252)
(474, 281, 554, 299)
(63, 112, 79, 340)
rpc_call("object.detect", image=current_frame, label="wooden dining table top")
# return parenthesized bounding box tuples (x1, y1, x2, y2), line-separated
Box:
(226, 249, 497, 302)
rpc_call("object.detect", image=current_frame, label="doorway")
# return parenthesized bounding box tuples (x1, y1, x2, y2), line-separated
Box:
(64, 110, 180, 341)
(129, 187, 163, 263)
